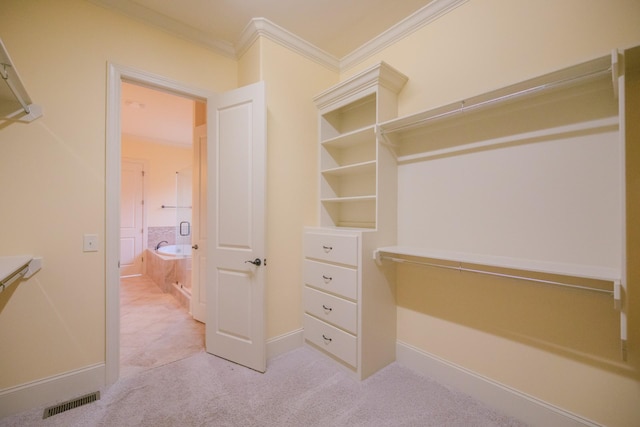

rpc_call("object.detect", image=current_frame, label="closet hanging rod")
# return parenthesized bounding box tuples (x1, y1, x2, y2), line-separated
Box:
(161, 205, 192, 209)
(379, 255, 615, 297)
(1, 64, 30, 114)
(380, 65, 613, 136)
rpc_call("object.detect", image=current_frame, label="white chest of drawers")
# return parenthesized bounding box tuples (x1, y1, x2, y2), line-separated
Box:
(303, 227, 396, 379)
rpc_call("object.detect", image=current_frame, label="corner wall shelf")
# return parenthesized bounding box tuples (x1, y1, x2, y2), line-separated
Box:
(0, 38, 42, 123)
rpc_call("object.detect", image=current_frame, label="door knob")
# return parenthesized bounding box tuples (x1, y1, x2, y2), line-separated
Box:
(192, 244, 199, 250)
(245, 258, 262, 266)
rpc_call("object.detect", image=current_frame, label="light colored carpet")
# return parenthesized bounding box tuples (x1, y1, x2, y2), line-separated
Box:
(0, 347, 526, 426)
(120, 275, 204, 378)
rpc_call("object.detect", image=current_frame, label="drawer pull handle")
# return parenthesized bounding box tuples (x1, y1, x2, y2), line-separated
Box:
(322, 275, 332, 283)
(322, 245, 333, 253)
(322, 334, 332, 343)
(322, 304, 333, 312)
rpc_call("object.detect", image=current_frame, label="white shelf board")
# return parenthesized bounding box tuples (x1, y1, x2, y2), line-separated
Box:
(374, 246, 620, 283)
(0, 255, 32, 291)
(322, 160, 376, 177)
(321, 195, 376, 203)
(321, 125, 375, 147)
(0, 38, 42, 122)
(378, 54, 614, 150)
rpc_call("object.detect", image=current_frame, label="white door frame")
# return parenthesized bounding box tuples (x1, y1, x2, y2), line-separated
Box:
(105, 63, 212, 384)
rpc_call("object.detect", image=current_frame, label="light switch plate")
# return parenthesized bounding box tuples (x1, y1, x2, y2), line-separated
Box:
(83, 234, 98, 252)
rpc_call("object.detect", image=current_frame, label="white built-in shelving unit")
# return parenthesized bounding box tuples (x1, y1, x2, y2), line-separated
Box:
(303, 62, 406, 379)
(373, 51, 628, 360)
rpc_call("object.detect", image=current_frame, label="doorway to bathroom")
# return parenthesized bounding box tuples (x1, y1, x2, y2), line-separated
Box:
(106, 63, 268, 384)
(119, 81, 206, 376)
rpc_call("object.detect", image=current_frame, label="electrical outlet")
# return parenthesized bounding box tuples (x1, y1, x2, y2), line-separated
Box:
(83, 234, 99, 252)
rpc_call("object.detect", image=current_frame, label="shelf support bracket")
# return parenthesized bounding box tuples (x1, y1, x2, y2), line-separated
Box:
(373, 249, 383, 266)
(611, 49, 621, 99)
(1, 63, 31, 114)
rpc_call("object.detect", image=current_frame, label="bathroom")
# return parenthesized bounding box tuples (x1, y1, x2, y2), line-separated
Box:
(120, 81, 206, 314)
(146, 166, 193, 309)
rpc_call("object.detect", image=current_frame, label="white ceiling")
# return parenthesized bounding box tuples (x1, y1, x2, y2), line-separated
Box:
(94, 0, 435, 59)
(113, 0, 441, 145)
(121, 82, 195, 146)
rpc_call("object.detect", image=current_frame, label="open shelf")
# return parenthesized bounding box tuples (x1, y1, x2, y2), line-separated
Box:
(0, 38, 42, 122)
(378, 54, 617, 162)
(374, 246, 620, 283)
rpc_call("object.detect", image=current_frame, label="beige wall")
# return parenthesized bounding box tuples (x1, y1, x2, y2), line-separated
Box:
(0, 0, 236, 389)
(338, 1, 640, 426)
(122, 136, 192, 228)
(2, 0, 640, 425)
(238, 38, 337, 338)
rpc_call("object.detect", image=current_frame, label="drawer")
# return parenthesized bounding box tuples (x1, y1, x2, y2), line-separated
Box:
(304, 314, 357, 368)
(304, 286, 357, 334)
(304, 232, 358, 266)
(304, 259, 357, 301)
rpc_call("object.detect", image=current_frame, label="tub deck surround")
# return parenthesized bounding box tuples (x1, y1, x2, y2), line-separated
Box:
(0, 256, 42, 292)
(145, 249, 192, 310)
(157, 244, 192, 257)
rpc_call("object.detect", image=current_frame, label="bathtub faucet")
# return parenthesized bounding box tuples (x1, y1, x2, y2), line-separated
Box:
(155, 241, 169, 251)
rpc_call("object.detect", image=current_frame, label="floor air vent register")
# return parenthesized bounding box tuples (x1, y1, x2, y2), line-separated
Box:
(42, 391, 100, 419)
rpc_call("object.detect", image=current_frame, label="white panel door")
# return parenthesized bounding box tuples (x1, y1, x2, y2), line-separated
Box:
(120, 160, 144, 277)
(206, 82, 266, 372)
(191, 124, 207, 323)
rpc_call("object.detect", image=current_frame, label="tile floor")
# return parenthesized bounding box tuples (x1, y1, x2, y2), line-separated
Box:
(120, 275, 205, 378)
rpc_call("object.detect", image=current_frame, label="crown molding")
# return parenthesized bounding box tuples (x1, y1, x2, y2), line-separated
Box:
(340, 0, 469, 71)
(89, 0, 468, 72)
(313, 61, 408, 112)
(236, 18, 340, 72)
(87, 0, 236, 57)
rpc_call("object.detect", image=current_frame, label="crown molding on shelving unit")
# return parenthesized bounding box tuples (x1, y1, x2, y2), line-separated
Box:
(313, 62, 408, 112)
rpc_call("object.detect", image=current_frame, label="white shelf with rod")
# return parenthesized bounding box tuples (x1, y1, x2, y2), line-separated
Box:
(0, 256, 42, 293)
(377, 53, 618, 163)
(0, 38, 42, 122)
(373, 246, 627, 360)
(369, 50, 631, 361)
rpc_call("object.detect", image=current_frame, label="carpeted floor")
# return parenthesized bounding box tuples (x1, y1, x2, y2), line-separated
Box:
(1, 346, 527, 426)
(1, 276, 527, 426)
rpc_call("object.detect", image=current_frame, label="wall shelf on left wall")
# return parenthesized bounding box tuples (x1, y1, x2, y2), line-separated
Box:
(0, 256, 42, 293)
(0, 38, 42, 123)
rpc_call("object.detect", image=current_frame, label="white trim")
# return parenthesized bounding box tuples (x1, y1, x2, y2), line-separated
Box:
(89, 0, 467, 72)
(106, 63, 215, 385)
(87, 0, 235, 57)
(266, 328, 304, 360)
(396, 341, 603, 427)
(236, 18, 340, 71)
(0, 363, 105, 418)
(340, 0, 469, 71)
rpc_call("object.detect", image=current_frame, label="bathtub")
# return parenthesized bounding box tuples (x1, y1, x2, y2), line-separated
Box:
(146, 246, 192, 310)
(157, 244, 192, 257)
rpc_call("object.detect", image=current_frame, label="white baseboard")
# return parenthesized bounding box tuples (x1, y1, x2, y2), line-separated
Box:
(267, 328, 304, 360)
(396, 341, 602, 427)
(0, 363, 105, 419)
